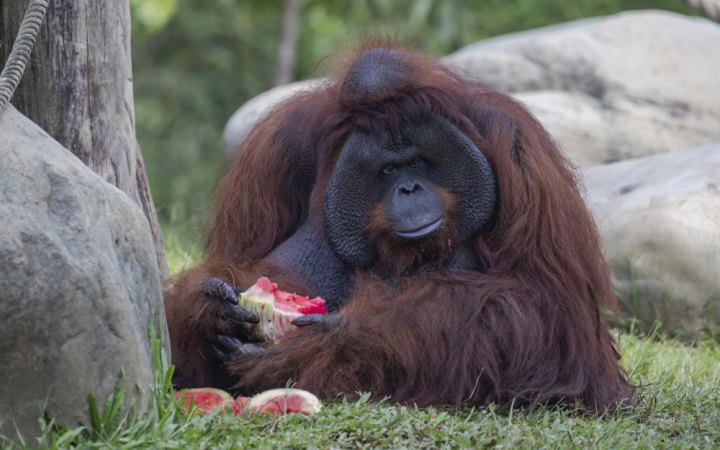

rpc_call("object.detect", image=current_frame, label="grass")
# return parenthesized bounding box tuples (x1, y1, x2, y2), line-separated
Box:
(2, 241, 718, 449)
(2, 328, 718, 448)
(163, 226, 203, 276)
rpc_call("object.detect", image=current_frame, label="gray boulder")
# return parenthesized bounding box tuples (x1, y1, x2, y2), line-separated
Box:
(446, 10, 720, 166)
(582, 143, 720, 335)
(0, 106, 167, 438)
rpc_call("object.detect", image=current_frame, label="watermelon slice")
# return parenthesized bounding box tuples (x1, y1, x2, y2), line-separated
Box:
(175, 388, 234, 414)
(238, 277, 327, 341)
(176, 388, 323, 416)
(236, 388, 323, 416)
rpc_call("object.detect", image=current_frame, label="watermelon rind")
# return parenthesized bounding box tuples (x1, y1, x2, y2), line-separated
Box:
(246, 388, 323, 415)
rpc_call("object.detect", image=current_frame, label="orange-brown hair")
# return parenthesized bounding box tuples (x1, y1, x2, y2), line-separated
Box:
(168, 41, 633, 410)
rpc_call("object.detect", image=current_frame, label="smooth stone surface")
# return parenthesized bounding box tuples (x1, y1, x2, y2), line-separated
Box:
(0, 105, 168, 438)
(582, 143, 720, 335)
(447, 10, 720, 166)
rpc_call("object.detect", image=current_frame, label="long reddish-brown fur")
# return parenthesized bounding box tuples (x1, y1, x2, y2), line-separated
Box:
(164, 41, 633, 410)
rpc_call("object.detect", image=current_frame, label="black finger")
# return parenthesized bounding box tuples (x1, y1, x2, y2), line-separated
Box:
(291, 314, 325, 327)
(223, 304, 260, 325)
(216, 335, 244, 353)
(202, 277, 238, 305)
(211, 344, 235, 363)
(212, 335, 262, 363)
(216, 335, 267, 356)
(292, 313, 340, 329)
(211, 335, 242, 362)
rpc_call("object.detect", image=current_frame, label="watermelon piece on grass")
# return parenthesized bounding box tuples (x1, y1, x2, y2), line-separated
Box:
(234, 388, 323, 416)
(174, 388, 233, 414)
(176, 388, 322, 416)
(239, 277, 327, 341)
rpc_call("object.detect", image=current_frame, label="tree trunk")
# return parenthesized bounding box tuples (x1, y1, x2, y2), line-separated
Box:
(0, 0, 170, 281)
(274, 0, 300, 86)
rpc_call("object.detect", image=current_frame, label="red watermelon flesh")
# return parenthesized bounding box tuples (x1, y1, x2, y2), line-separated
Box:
(176, 388, 323, 416)
(239, 277, 327, 341)
(175, 388, 233, 414)
(231, 396, 252, 415)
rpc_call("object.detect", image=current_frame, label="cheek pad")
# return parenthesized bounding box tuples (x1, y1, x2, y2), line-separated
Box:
(408, 117, 497, 241)
(324, 132, 381, 268)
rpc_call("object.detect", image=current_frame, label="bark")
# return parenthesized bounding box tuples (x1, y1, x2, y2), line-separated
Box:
(274, 0, 300, 86)
(0, 0, 170, 281)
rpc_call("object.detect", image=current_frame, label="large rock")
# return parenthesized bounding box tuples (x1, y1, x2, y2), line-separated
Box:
(582, 143, 720, 335)
(0, 106, 167, 438)
(225, 11, 720, 165)
(446, 10, 720, 166)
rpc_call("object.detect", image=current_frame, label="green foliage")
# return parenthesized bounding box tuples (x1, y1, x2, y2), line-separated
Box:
(164, 224, 203, 275)
(2, 329, 718, 448)
(133, 0, 282, 245)
(132, 0, 693, 247)
(130, 0, 178, 36)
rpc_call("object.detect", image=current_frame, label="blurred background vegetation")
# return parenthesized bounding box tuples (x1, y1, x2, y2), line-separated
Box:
(130, 0, 692, 252)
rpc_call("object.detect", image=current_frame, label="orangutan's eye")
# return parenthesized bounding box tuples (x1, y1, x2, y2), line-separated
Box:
(381, 164, 396, 176)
